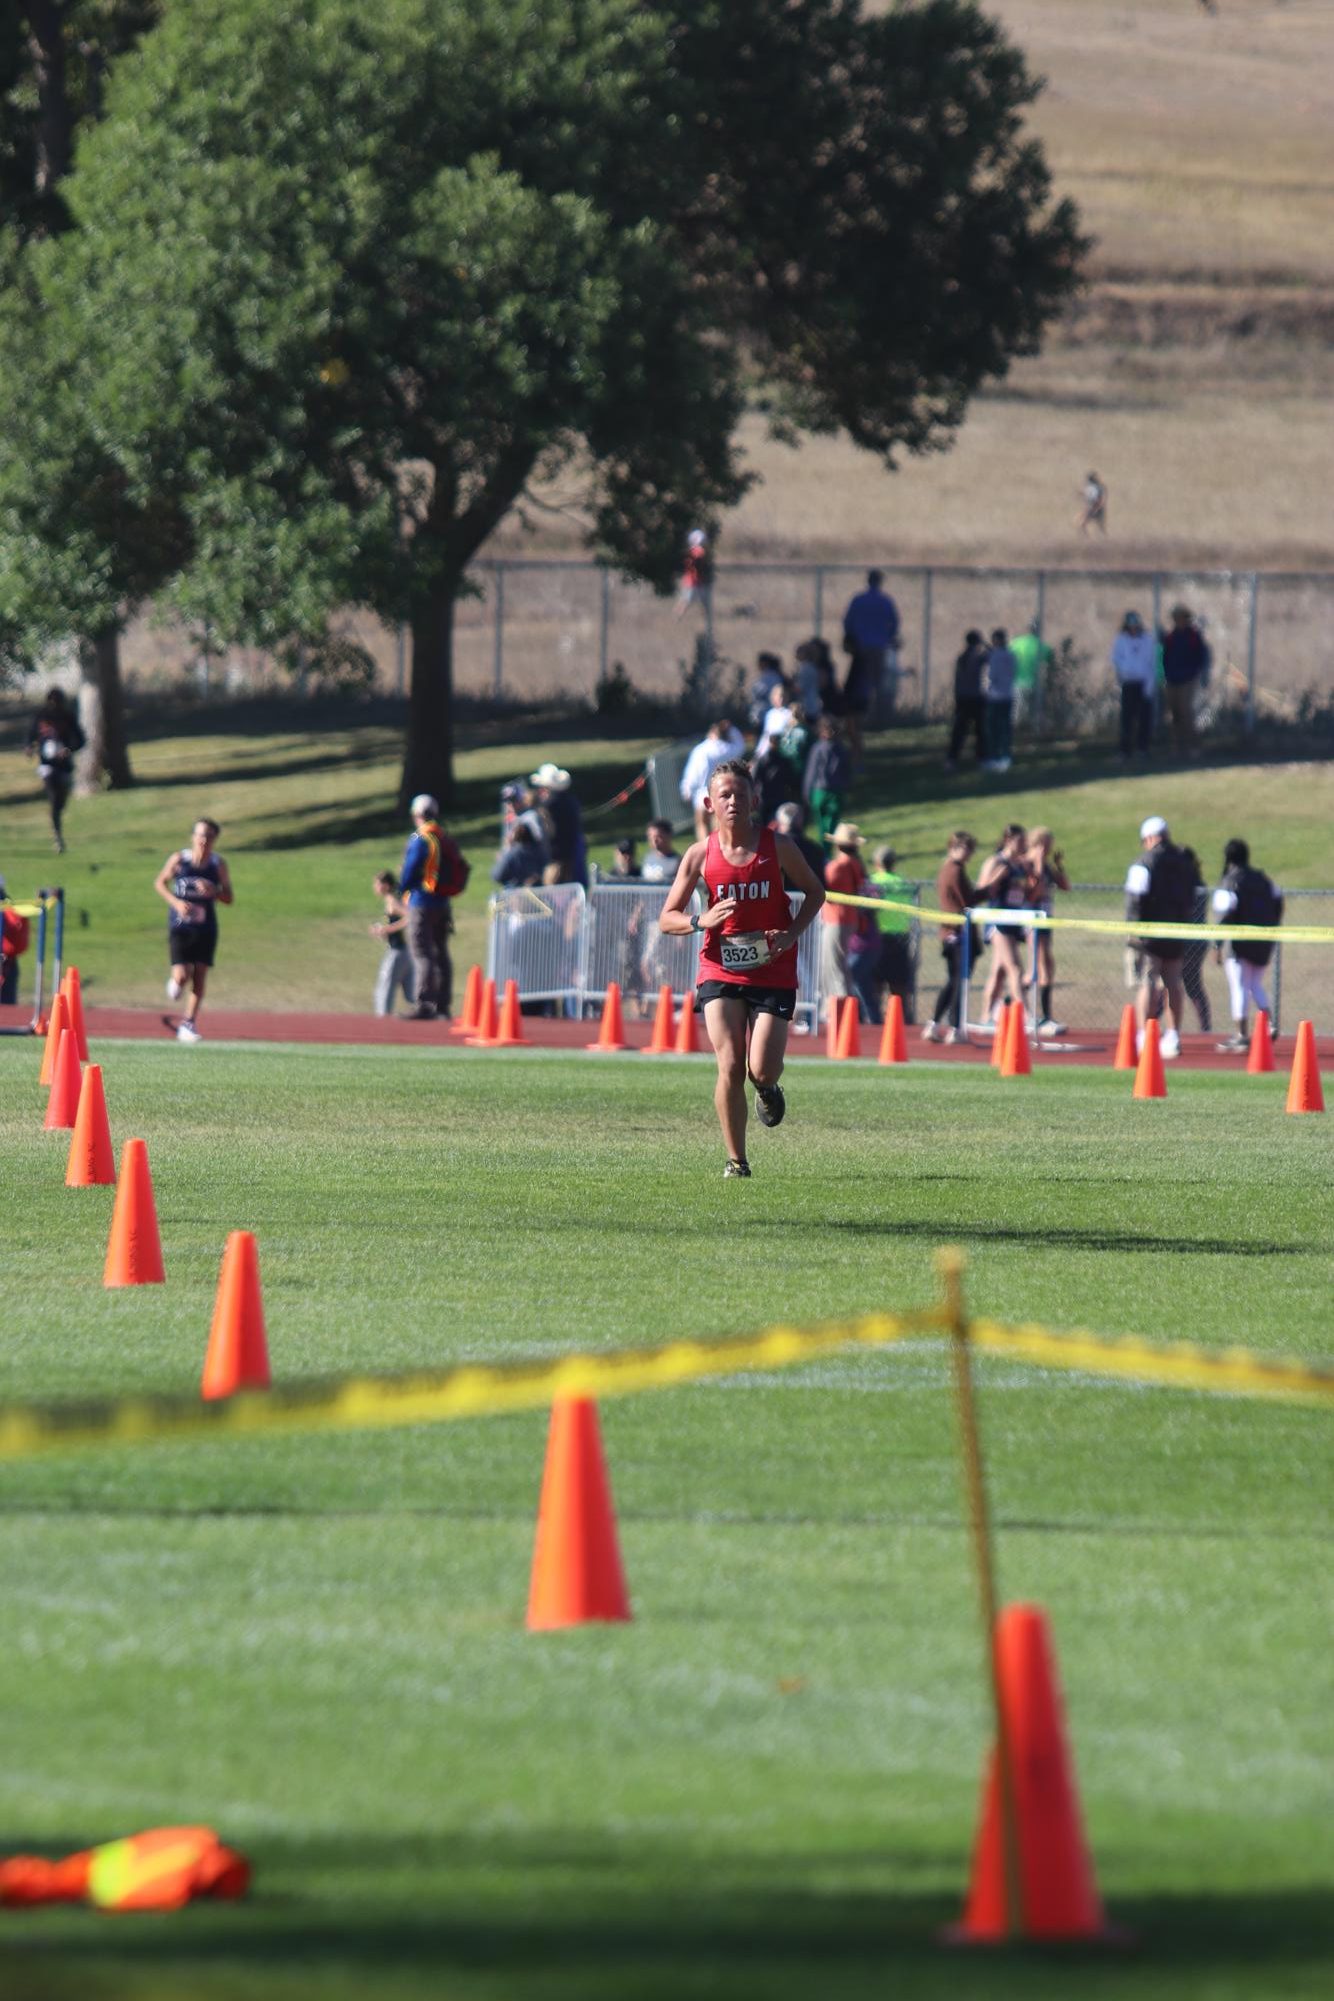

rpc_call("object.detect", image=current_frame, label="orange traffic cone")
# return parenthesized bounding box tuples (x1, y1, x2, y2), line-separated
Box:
(1133, 1017, 1167, 1099)
(491, 978, 527, 1047)
(951, 1603, 1111, 1942)
(1286, 1019, 1325, 1115)
(526, 1397, 631, 1630)
(66, 1064, 116, 1187)
(645, 985, 674, 1055)
(674, 989, 699, 1055)
(200, 1231, 270, 1400)
(1112, 1004, 1138, 1071)
(834, 994, 861, 1060)
(103, 1139, 165, 1287)
(1246, 1011, 1275, 1075)
(44, 1028, 82, 1130)
(1002, 1007, 1032, 1079)
(878, 993, 909, 1066)
(466, 977, 499, 1046)
(61, 967, 90, 1063)
(825, 997, 840, 1058)
(39, 990, 70, 1088)
(587, 981, 627, 1052)
(990, 1004, 1010, 1070)
(451, 963, 483, 1036)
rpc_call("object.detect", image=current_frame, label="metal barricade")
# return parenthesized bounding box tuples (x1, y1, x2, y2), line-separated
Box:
(486, 883, 587, 1010)
(584, 881, 701, 1013)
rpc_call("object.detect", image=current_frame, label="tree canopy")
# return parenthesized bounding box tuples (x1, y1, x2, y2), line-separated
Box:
(3, 0, 1084, 803)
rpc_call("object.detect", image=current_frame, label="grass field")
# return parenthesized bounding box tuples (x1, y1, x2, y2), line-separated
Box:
(2, 1036, 1331, 1999)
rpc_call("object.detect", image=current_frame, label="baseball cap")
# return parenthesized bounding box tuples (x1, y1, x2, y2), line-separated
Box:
(409, 793, 439, 818)
(1139, 815, 1168, 840)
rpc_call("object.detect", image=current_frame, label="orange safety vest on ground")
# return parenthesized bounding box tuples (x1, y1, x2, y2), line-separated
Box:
(0, 1826, 250, 1910)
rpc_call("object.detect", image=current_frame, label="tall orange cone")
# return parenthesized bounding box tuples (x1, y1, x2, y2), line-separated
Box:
(645, 984, 674, 1055)
(878, 993, 908, 1065)
(990, 1003, 1010, 1070)
(103, 1139, 165, 1287)
(66, 1064, 116, 1187)
(587, 981, 627, 1052)
(39, 990, 70, 1088)
(673, 989, 699, 1055)
(1132, 1017, 1167, 1099)
(1001, 1006, 1032, 1078)
(466, 977, 499, 1046)
(491, 978, 527, 1047)
(834, 993, 861, 1060)
(451, 963, 483, 1036)
(526, 1397, 631, 1630)
(951, 1603, 1111, 1942)
(825, 997, 840, 1058)
(200, 1231, 270, 1399)
(61, 967, 90, 1063)
(44, 1028, 82, 1130)
(1246, 1011, 1275, 1075)
(1286, 1019, 1325, 1115)
(1112, 1004, 1138, 1071)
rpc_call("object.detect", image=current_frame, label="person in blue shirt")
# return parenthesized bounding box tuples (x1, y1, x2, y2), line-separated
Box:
(399, 793, 467, 1020)
(841, 569, 905, 751)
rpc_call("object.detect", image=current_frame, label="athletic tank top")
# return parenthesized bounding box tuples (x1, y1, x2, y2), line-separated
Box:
(992, 854, 1029, 910)
(169, 851, 223, 927)
(697, 828, 798, 988)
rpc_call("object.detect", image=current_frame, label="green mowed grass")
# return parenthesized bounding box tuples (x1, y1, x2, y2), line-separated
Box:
(2, 1041, 1331, 2000)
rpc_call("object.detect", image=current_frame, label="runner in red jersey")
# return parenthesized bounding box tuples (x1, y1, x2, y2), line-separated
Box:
(660, 761, 824, 1177)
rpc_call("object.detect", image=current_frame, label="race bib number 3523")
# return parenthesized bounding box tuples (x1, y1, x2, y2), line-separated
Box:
(720, 931, 770, 972)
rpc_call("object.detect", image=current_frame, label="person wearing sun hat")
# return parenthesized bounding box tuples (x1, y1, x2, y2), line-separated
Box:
(530, 762, 587, 887)
(819, 822, 874, 1024)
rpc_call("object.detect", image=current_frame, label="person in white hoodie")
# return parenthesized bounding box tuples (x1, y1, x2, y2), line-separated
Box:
(680, 719, 746, 839)
(1111, 610, 1157, 760)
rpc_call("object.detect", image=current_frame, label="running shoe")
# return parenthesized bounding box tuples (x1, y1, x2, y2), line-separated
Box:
(1216, 1033, 1249, 1053)
(177, 1021, 201, 1043)
(922, 1021, 943, 1043)
(166, 975, 184, 1001)
(1037, 1018, 1067, 1038)
(723, 1159, 752, 1179)
(750, 1075, 786, 1128)
(1160, 1028, 1181, 1059)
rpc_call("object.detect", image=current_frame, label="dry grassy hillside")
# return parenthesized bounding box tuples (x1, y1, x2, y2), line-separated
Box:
(494, 0, 1334, 573)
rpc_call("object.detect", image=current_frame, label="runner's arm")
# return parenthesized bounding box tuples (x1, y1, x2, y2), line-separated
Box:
(215, 859, 234, 906)
(659, 842, 734, 935)
(767, 836, 825, 956)
(154, 854, 193, 922)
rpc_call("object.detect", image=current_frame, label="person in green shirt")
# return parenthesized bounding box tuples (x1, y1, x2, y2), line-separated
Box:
(1010, 619, 1053, 726)
(868, 844, 916, 1022)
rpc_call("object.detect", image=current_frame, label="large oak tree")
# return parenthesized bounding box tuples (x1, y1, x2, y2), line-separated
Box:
(21, 0, 1083, 804)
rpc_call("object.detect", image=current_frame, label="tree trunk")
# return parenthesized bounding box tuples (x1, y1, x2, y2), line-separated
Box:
(76, 626, 134, 793)
(399, 576, 458, 811)
(27, 2, 75, 197)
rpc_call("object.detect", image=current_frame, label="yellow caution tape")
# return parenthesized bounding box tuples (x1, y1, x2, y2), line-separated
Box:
(0, 1303, 1328, 1463)
(968, 1318, 1334, 1404)
(0, 1308, 943, 1463)
(826, 893, 1334, 946)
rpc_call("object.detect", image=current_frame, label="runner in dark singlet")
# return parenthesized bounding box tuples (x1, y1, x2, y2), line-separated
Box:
(660, 761, 824, 1178)
(154, 818, 233, 1043)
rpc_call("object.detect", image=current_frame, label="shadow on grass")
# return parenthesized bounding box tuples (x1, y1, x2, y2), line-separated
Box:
(5, 1833, 1330, 2001)
(746, 1218, 1303, 1260)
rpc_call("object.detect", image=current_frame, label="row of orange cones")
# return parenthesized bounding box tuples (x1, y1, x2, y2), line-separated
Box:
(1115, 1007, 1325, 1110)
(36, 968, 272, 1398)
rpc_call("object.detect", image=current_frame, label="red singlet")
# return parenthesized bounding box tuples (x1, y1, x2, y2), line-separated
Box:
(696, 828, 798, 989)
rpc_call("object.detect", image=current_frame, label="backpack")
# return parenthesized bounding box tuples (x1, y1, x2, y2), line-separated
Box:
(438, 840, 470, 899)
(1138, 841, 1196, 925)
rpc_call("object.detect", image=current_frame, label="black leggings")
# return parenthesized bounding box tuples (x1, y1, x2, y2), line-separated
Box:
(933, 940, 965, 1027)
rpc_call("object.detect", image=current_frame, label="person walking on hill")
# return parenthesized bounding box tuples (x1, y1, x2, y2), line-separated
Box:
(26, 687, 86, 854)
(1111, 610, 1157, 760)
(659, 759, 824, 1179)
(923, 831, 983, 1043)
(155, 817, 233, 1043)
(1160, 605, 1210, 759)
(1076, 471, 1107, 537)
(1212, 837, 1283, 1053)
(1124, 814, 1195, 1059)
(399, 793, 468, 1021)
(945, 630, 988, 771)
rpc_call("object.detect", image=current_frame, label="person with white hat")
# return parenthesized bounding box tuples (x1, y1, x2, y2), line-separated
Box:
(398, 793, 468, 1020)
(1123, 815, 1195, 1058)
(529, 764, 587, 887)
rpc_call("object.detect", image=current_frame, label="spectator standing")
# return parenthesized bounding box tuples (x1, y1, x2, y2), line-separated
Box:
(530, 763, 588, 886)
(923, 832, 982, 1043)
(639, 819, 680, 885)
(26, 688, 86, 854)
(675, 528, 712, 618)
(369, 870, 416, 1017)
(1160, 605, 1210, 758)
(867, 845, 916, 1023)
(1124, 814, 1195, 1058)
(752, 684, 799, 820)
(1178, 847, 1213, 1034)
(820, 823, 873, 1023)
(1212, 838, 1283, 1052)
(945, 630, 988, 771)
(1076, 471, 1108, 536)
(0, 875, 30, 1006)
(793, 641, 826, 721)
(977, 824, 1031, 1025)
(680, 720, 746, 840)
(842, 569, 903, 742)
(1010, 619, 1052, 726)
(1024, 828, 1069, 1036)
(772, 802, 827, 886)
(755, 682, 794, 760)
(399, 793, 468, 1021)
(1111, 609, 1157, 760)
(747, 652, 786, 733)
(491, 821, 547, 890)
(802, 716, 852, 842)
(154, 817, 233, 1044)
(984, 629, 1017, 771)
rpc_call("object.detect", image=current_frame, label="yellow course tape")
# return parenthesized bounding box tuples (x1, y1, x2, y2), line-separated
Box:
(0, 1308, 1328, 1464)
(826, 893, 1334, 946)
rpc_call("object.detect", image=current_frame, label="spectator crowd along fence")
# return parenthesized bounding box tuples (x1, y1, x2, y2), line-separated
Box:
(487, 881, 1333, 1040)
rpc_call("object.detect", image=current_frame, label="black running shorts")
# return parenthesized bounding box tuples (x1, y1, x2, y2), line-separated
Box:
(694, 981, 797, 1020)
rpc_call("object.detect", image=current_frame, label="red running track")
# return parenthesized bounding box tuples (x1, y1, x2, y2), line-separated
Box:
(3, 1004, 1327, 1073)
